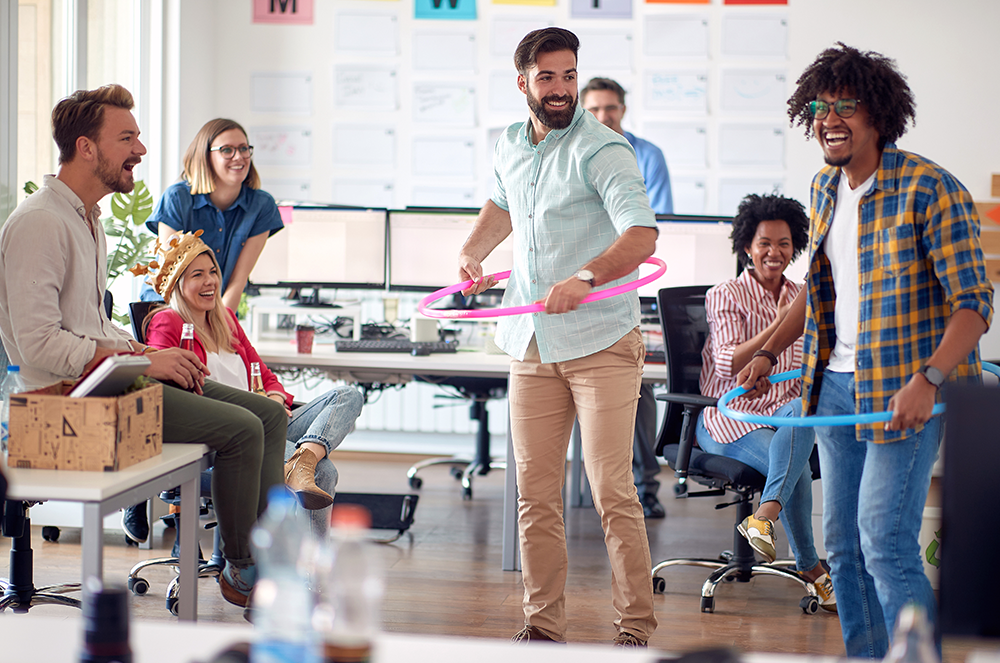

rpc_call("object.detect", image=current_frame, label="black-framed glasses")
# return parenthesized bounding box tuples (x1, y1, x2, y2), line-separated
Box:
(809, 99, 860, 120)
(209, 145, 254, 159)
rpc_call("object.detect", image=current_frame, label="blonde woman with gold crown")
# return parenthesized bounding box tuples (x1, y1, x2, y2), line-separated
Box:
(135, 231, 363, 539)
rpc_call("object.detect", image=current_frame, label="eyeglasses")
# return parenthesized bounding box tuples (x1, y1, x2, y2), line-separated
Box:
(809, 99, 860, 120)
(209, 145, 254, 159)
(585, 104, 624, 114)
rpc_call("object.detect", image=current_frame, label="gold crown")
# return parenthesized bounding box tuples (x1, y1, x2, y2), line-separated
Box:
(130, 229, 211, 304)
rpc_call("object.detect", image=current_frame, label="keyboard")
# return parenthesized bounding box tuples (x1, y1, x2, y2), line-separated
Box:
(335, 339, 459, 354)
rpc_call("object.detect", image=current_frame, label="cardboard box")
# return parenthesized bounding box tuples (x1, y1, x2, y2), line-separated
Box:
(6, 381, 162, 471)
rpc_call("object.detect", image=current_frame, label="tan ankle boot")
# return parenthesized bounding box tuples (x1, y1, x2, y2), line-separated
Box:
(284, 447, 334, 510)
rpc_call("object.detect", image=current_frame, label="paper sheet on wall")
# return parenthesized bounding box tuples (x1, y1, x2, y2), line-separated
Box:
(490, 18, 555, 57)
(718, 178, 784, 216)
(413, 85, 477, 126)
(262, 179, 312, 203)
(719, 124, 785, 168)
(331, 180, 396, 209)
(249, 126, 312, 167)
(332, 125, 396, 166)
(670, 176, 708, 215)
(413, 136, 476, 176)
(644, 70, 708, 113)
(643, 15, 708, 58)
(414, 31, 477, 72)
(489, 71, 525, 115)
(415, 0, 477, 20)
(722, 14, 787, 58)
(335, 66, 398, 111)
(642, 122, 708, 169)
(720, 69, 788, 114)
(410, 186, 479, 208)
(250, 72, 312, 114)
(577, 31, 633, 72)
(571, 0, 632, 20)
(335, 13, 399, 55)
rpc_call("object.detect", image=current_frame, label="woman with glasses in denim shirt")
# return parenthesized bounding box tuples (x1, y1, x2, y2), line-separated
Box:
(141, 118, 284, 312)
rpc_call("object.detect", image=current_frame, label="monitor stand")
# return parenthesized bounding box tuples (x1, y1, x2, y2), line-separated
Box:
(287, 286, 339, 308)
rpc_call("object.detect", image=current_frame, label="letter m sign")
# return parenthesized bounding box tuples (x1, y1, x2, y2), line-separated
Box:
(253, 0, 314, 25)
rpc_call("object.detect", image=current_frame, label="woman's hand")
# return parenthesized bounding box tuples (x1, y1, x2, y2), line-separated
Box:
(736, 355, 774, 400)
(268, 392, 292, 417)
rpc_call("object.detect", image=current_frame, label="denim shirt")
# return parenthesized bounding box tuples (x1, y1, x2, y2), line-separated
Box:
(491, 105, 657, 363)
(141, 181, 284, 300)
(624, 131, 673, 216)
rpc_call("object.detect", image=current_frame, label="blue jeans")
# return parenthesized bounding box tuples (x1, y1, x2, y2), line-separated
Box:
(815, 371, 940, 659)
(696, 399, 819, 573)
(284, 385, 364, 537)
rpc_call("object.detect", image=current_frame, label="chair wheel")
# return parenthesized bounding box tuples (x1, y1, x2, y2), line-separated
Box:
(128, 577, 150, 596)
(673, 483, 687, 497)
(450, 466, 464, 480)
(700, 596, 715, 613)
(800, 595, 819, 615)
(462, 487, 472, 500)
(166, 596, 179, 616)
(41, 526, 60, 542)
(409, 476, 423, 490)
(652, 576, 666, 594)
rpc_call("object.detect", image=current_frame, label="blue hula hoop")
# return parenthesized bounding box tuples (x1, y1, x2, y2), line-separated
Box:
(716, 362, 1000, 428)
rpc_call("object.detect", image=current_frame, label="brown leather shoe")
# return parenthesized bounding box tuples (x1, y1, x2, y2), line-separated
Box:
(511, 626, 564, 644)
(284, 447, 334, 510)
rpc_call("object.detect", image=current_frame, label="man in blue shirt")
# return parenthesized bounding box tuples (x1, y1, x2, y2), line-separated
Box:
(460, 28, 658, 648)
(583, 77, 673, 520)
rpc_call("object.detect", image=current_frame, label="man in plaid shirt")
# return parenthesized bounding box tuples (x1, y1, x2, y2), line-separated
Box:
(739, 44, 993, 658)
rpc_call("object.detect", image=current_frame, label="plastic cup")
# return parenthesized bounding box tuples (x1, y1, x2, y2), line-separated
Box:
(296, 325, 315, 354)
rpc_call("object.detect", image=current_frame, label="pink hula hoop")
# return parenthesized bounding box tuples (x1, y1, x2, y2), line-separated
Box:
(417, 257, 667, 320)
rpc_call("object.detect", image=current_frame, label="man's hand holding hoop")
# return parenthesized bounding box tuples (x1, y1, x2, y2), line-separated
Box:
(458, 255, 498, 296)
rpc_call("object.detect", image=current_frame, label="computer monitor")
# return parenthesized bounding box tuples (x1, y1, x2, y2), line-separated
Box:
(249, 206, 388, 291)
(388, 209, 514, 292)
(939, 383, 1000, 638)
(638, 215, 738, 298)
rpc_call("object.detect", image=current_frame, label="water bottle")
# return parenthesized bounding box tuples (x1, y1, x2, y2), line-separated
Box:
(883, 603, 940, 663)
(312, 504, 383, 663)
(250, 486, 316, 663)
(1, 365, 27, 461)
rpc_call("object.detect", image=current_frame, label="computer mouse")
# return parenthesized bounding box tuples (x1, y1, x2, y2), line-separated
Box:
(411, 346, 431, 357)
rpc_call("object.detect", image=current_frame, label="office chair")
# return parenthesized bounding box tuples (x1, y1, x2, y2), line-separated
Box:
(406, 377, 508, 500)
(651, 286, 820, 614)
(124, 300, 224, 616)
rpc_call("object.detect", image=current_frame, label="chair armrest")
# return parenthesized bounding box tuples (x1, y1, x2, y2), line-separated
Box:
(656, 393, 718, 408)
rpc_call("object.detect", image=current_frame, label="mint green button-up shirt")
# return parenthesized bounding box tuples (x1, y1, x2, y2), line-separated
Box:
(491, 105, 657, 363)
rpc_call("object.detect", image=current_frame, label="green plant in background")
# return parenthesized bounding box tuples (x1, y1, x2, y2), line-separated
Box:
(23, 180, 156, 326)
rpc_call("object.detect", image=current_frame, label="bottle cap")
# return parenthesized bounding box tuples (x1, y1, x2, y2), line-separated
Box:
(7, 365, 19, 372)
(330, 503, 372, 530)
(267, 484, 296, 507)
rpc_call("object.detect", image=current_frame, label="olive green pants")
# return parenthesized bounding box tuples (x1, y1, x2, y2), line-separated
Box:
(161, 380, 287, 566)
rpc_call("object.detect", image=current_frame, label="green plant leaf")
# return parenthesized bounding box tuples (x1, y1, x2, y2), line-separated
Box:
(24, 181, 38, 195)
(110, 181, 154, 226)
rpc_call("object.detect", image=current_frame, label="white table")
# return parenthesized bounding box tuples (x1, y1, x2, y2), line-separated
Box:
(5, 443, 211, 621)
(0, 614, 857, 662)
(255, 341, 667, 573)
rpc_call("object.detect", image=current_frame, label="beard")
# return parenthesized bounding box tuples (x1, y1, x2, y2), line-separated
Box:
(95, 146, 136, 194)
(823, 151, 852, 168)
(526, 88, 577, 131)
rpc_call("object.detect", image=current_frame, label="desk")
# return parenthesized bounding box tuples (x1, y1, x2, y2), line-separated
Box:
(0, 614, 854, 662)
(248, 297, 362, 343)
(256, 341, 666, 573)
(5, 443, 211, 621)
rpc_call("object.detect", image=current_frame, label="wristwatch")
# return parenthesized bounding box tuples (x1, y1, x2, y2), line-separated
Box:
(919, 364, 946, 389)
(574, 269, 595, 287)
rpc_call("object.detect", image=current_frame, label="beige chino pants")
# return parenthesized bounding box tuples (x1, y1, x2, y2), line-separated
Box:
(509, 328, 657, 641)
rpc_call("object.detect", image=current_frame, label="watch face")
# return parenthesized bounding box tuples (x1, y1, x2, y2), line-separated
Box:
(922, 365, 945, 387)
(576, 270, 595, 282)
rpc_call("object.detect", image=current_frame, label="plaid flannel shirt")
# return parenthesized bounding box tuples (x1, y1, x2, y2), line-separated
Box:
(801, 143, 994, 443)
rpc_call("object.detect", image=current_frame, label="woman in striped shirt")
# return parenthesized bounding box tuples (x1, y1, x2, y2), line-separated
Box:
(695, 193, 835, 611)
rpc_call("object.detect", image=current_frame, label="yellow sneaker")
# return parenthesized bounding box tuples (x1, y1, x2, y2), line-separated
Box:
(738, 515, 777, 563)
(811, 572, 837, 613)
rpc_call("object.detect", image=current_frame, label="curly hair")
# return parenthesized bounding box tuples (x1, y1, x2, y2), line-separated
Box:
(730, 194, 810, 271)
(787, 42, 915, 149)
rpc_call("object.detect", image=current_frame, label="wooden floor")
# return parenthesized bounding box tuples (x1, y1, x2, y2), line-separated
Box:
(0, 452, 985, 660)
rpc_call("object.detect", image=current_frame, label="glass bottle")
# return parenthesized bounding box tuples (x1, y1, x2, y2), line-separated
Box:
(180, 323, 195, 352)
(250, 362, 266, 395)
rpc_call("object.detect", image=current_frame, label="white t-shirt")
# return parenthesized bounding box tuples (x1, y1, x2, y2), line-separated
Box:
(824, 170, 876, 373)
(205, 351, 249, 392)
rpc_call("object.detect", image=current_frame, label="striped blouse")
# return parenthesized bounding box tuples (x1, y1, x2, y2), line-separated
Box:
(699, 269, 804, 444)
